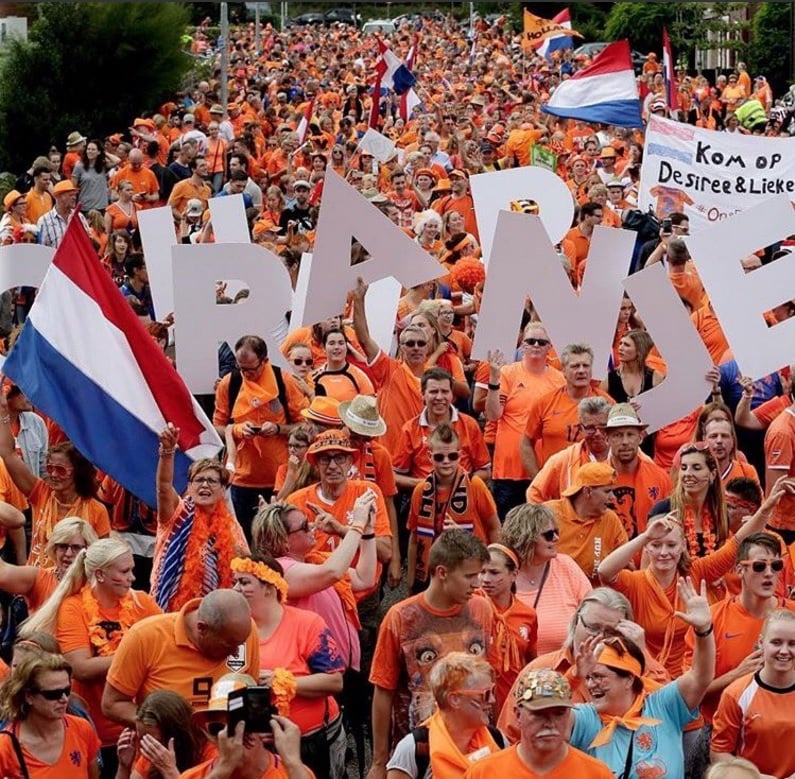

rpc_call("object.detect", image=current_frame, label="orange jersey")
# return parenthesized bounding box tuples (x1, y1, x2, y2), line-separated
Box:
(753, 395, 788, 427)
(719, 458, 759, 486)
(349, 440, 398, 498)
(545, 498, 628, 585)
(56, 589, 161, 745)
(180, 756, 313, 779)
(691, 304, 730, 363)
(408, 473, 497, 585)
(393, 408, 490, 478)
(682, 595, 795, 724)
(609, 538, 739, 677)
(28, 479, 110, 567)
(0, 716, 100, 779)
(524, 386, 614, 467)
(464, 743, 613, 779)
(312, 363, 375, 403)
(711, 670, 795, 779)
(106, 598, 260, 711)
(610, 455, 673, 537)
(493, 363, 566, 480)
(368, 351, 424, 454)
(27, 566, 59, 612)
(527, 441, 599, 503)
(765, 408, 795, 531)
(279, 326, 361, 369)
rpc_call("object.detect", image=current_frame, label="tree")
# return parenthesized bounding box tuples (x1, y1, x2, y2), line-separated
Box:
(0, 3, 191, 174)
(747, 3, 791, 97)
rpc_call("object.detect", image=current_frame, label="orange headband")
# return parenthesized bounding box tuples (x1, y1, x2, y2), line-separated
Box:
(488, 543, 520, 569)
(596, 643, 642, 678)
(231, 557, 288, 601)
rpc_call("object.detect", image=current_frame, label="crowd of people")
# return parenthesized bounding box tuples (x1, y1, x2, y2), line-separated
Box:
(0, 8, 792, 779)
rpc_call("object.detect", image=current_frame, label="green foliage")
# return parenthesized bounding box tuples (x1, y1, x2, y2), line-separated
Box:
(747, 3, 791, 96)
(605, 3, 681, 53)
(0, 2, 191, 173)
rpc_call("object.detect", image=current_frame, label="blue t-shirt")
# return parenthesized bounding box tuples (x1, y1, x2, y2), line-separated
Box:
(570, 682, 697, 779)
(719, 359, 782, 411)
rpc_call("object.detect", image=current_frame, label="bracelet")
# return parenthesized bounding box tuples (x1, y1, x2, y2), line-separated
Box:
(694, 624, 714, 638)
(348, 525, 364, 535)
(0, 416, 9, 425)
(487, 383, 500, 391)
(275, 424, 281, 435)
(361, 533, 375, 540)
(158, 447, 176, 456)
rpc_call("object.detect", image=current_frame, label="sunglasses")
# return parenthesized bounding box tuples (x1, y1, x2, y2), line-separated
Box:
(523, 338, 550, 347)
(292, 358, 313, 366)
(54, 543, 86, 554)
(316, 453, 350, 466)
(401, 340, 427, 348)
(33, 685, 71, 701)
(191, 476, 222, 487)
(45, 464, 73, 478)
(287, 519, 311, 534)
(455, 686, 496, 705)
(540, 528, 560, 542)
(432, 452, 460, 463)
(287, 442, 308, 450)
(740, 559, 784, 573)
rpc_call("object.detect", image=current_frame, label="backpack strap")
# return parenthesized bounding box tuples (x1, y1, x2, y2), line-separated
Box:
(412, 723, 504, 777)
(272, 365, 293, 423)
(227, 369, 243, 423)
(412, 726, 431, 779)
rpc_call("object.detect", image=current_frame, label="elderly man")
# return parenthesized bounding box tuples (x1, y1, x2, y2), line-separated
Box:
(520, 344, 612, 480)
(528, 397, 611, 503)
(102, 589, 260, 726)
(544, 462, 627, 585)
(469, 669, 612, 778)
(37, 180, 88, 248)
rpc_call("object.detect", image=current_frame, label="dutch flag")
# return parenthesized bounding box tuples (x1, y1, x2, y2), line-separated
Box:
(374, 39, 416, 95)
(542, 40, 643, 128)
(537, 8, 575, 60)
(3, 217, 222, 506)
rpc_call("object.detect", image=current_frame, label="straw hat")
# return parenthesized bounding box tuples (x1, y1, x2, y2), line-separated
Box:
(339, 395, 386, 438)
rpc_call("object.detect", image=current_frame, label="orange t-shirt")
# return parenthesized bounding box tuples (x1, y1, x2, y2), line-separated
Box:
(524, 386, 614, 467)
(24, 190, 53, 224)
(691, 304, 730, 363)
(279, 326, 361, 369)
(764, 408, 795, 531)
(258, 605, 345, 733)
(753, 395, 788, 427)
(393, 409, 490, 479)
(106, 598, 260, 711)
(720, 458, 759, 485)
(111, 166, 160, 203)
(563, 226, 591, 274)
(653, 409, 700, 472)
(312, 363, 375, 403)
(349, 441, 398, 499)
(408, 474, 497, 585)
(610, 538, 739, 677)
(27, 566, 59, 612)
(432, 193, 480, 241)
(683, 595, 795, 724)
(167, 178, 212, 215)
(669, 263, 706, 311)
(27, 479, 110, 567)
(368, 351, 424, 454)
(711, 671, 795, 779)
(0, 715, 100, 779)
(545, 498, 627, 585)
(493, 363, 566, 480)
(56, 589, 161, 745)
(180, 755, 313, 779)
(464, 743, 613, 779)
(527, 441, 597, 503)
(611, 455, 673, 537)
(213, 364, 309, 488)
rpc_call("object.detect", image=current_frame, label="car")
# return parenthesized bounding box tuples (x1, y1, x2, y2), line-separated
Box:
(361, 18, 396, 35)
(291, 12, 325, 26)
(325, 8, 358, 25)
(572, 42, 647, 73)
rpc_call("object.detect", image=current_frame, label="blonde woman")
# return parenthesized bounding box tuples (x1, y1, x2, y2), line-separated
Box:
(22, 539, 161, 766)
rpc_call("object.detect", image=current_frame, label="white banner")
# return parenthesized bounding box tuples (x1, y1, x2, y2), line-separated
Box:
(639, 116, 795, 228)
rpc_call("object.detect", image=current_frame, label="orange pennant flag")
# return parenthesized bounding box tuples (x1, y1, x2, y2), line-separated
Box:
(522, 9, 582, 52)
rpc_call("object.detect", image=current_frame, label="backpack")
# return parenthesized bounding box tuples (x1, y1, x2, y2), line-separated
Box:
(412, 723, 505, 778)
(227, 365, 294, 423)
(0, 595, 29, 664)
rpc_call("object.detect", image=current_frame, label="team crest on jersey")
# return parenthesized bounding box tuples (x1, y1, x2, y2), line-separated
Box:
(226, 644, 247, 672)
(519, 624, 530, 641)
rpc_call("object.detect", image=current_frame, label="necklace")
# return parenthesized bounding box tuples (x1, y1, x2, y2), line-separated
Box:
(81, 586, 138, 656)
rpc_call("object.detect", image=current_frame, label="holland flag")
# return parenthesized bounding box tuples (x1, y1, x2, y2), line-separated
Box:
(537, 8, 575, 60)
(375, 39, 416, 95)
(297, 98, 315, 143)
(3, 217, 222, 506)
(662, 28, 676, 111)
(399, 38, 422, 121)
(542, 40, 642, 128)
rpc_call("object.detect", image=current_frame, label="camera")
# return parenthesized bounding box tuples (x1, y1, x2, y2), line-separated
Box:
(227, 686, 277, 735)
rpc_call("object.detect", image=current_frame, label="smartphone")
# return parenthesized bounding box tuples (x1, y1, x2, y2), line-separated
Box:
(227, 686, 277, 735)
(661, 217, 672, 234)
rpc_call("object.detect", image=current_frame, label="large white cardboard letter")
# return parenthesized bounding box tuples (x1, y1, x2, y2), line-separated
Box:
(685, 195, 795, 379)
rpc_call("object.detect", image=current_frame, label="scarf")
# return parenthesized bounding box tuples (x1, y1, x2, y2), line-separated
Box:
(304, 550, 361, 631)
(152, 498, 242, 611)
(427, 709, 500, 778)
(492, 598, 524, 675)
(415, 468, 473, 582)
(230, 366, 280, 421)
(589, 692, 661, 748)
